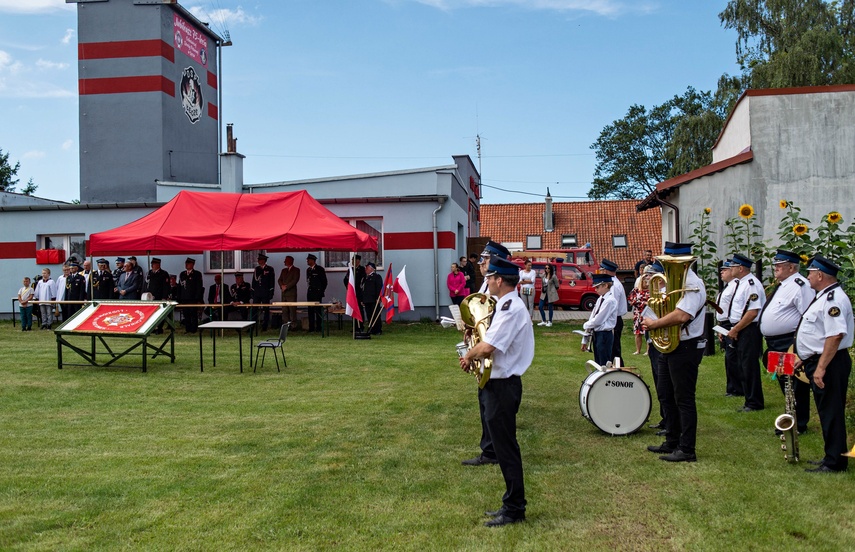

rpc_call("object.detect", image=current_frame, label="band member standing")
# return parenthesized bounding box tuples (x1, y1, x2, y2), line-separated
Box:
(727, 253, 766, 412)
(462, 241, 510, 467)
(642, 242, 706, 463)
(715, 260, 743, 397)
(179, 257, 204, 333)
(305, 254, 327, 332)
(461, 255, 534, 527)
(759, 249, 814, 433)
(599, 259, 627, 366)
(794, 255, 853, 473)
(582, 274, 617, 366)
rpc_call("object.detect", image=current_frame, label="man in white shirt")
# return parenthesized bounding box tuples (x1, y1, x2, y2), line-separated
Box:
(715, 260, 743, 397)
(582, 274, 618, 366)
(727, 253, 766, 412)
(599, 259, 627, 366)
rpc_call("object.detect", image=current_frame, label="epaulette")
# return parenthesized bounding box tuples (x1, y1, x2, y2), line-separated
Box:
(827, 290, 835, 301)
(795, 278, 805, 286)
(747, 278, 755, 285)
(501, 299, 512, 311)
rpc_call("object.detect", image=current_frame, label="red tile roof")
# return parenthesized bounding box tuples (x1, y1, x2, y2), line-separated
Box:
(481, 199, 662, 272)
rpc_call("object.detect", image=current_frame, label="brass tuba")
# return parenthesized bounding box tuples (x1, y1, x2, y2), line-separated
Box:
(647, 254, 699, 354)
(458, 293, 496, 388)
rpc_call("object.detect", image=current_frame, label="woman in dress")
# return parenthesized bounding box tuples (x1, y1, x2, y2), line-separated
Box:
(628, 265, 654, 354)
(537, 263, 559, 327)
(447, 263, 467, 305)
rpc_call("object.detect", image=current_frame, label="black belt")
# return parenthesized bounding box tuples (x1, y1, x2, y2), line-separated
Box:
(765, 331, 795, 341)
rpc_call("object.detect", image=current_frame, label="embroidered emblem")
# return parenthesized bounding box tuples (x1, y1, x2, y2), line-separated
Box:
(749, 293, 758, 302)
(501, 299, 511, 311)
(795, 278, 804, 286)
(829, 306, 841, 317)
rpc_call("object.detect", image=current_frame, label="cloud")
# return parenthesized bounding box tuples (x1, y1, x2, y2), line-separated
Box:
(0, 0, 74, 14)
(0, 49, 74, 98)
(187, 5, 262, 28)
(36, 59, 69, 71)
(62, 29, 75, 45)
(22, 150, 46, 160)
(62, 139, 74, 150)
(404, 0, 653, 17)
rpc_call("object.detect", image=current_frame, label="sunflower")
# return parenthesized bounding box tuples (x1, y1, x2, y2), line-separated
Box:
(800, 254, 809, 264)
(827, 211, 842, 224)
(793, 223, 809, 236)
(779, 199, 788, 209)
(704, 207, 711, 214)
(738, 204, 754, 219)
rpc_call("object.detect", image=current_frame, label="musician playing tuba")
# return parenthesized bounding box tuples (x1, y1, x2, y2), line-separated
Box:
(641, 242, 707, 464)
(458, 255, 534, 527)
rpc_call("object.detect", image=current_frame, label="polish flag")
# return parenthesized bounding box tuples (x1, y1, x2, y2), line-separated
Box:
(393, 265, 414, 312)
(381, 263, 395, 323)
(345, 266, 363, 322)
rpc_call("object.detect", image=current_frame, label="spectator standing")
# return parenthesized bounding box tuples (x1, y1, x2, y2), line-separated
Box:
(518, 260, 537, 322)
(628, 266, 654, 355)
(55, 264, 70, 322)
(278, 255, 301, 329)
(448, 263, 468, 305)
(537, 263, 559, 327)
(35, 268, 56, 329)
(460, 255, 475, 295)
(18, 277, 34, 331)
(634, 250, 654, 277)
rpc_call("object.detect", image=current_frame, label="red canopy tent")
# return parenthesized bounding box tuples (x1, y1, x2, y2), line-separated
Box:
(89, 190, 378, 255)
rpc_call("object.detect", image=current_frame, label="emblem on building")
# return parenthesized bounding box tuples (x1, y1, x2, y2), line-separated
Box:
(180, 66, 204, 124)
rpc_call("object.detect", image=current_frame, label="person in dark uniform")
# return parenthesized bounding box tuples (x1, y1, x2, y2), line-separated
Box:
(207, 273, 234, 321)
(642, 242, 707, 463)
(361, 262, 383, 335)
(344, 255, 366, 329)
(81, 260, 93, 300)
(91, 258, 114, 301)
(66, 262, 87, 313)
(727, 253, 766, 412)
(795, 255, 853, 473)
(252, 253, 276, 331)
(179, 257, 204, 333)
(278, 255, 301, 329)
(115, 260, 142, 300)
(599, 259, 627, 366)
(460, 255, 534, 527)
(305, 254, 327, 332)
(715, 259, 744, 398)
(462, 241, 511, 467)
(230, 273, 252, 320)
(127, 256, 144, 279)
(112, 257, 125, 299)
(166, 274, 181, 302)
(759, 249, 814, 433)
(145, 258, 170, 300)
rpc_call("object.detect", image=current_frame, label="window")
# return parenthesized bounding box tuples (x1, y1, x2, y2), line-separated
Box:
(612, 235, 628, 248)
(525, 235, 542, 250)
(207, 250, 265, 273)
(325, 218, 383, 269)
(38, 234, 85, 262)
(561, 234, 577, 247)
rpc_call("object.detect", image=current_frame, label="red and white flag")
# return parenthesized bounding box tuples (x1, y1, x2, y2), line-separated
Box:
(393, 265, 414, 312)
(381, 263, 395, 323)
(345, 266, 363, 322)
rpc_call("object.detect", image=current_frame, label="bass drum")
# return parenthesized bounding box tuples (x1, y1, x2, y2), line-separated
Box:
(579, 369, 651, 436)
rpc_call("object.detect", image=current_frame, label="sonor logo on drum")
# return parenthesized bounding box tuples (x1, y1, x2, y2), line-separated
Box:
(604, 380, 635, 388)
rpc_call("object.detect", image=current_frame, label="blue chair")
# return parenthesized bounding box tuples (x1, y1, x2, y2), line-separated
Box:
(254, 322, 289, 372)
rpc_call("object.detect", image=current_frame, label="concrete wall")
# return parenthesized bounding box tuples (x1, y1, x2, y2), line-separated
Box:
(713, 97, 751, 162)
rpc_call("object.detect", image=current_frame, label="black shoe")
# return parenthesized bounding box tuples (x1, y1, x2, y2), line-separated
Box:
(805, 465, 845, 473)
(656, 429, 667, 436)
(807, 459, 824, 466)
(484, 514, 524, 527)
(725, 393, 738, 397)
(660, 450, 697, 463)
(462, 455, 499, 466)
(739, 406, 762, 412)
(798, 427, 808, 435)
(485, 506, 507, 517)
(647, 443, 675, 454)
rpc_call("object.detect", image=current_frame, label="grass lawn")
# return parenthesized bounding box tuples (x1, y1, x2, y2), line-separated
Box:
(0, 319, 853, 551)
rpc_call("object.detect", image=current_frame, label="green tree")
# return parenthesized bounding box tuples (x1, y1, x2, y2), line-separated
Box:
(720, 0, 855, 88)
(0, 148, 21, 192)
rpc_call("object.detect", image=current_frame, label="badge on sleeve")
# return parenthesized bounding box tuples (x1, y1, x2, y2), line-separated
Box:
(829, 306, 841, 317)
(501, 299, 511, 311)
(749, 293, 758, 301)
(795, 278, 805, 286)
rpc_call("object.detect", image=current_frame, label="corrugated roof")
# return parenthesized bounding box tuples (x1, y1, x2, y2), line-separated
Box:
(481, 199, 661, 271)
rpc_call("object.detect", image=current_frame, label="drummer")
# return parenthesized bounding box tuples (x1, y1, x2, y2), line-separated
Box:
(582, 273, 618, 366)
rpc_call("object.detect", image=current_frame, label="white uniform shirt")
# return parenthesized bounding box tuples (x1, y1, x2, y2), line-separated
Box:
(676, 270, 707, 339)
(34, 278, 56, 301)
(795, 283, 854, 359)
(478, 280, 488, 294)
(483, 292, 535, 379)
(611, 275, 628, 316)
(728, 274, 765, 326)
(518, 269, 536, 292)
(759, 272, 814, 337)
(55, 274, 67, 302)
(715, 279, 738, 322)
(583, 292, 617, 332)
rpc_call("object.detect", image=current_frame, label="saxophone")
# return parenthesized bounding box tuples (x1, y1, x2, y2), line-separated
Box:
(458, 293, 496, 389)
(774, 374, 800, 463)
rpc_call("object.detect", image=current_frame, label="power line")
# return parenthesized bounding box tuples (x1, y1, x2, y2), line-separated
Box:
(480, 182, 590, 200)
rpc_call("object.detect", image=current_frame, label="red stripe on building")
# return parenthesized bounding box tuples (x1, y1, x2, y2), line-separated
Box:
(207, 71, 217, 89)
(79, 76, 175, 97)
(78, 40, 175, 63)
(0, 242, 36, 260)
(384, 231, 456, 250)
(208, 102, 218, 120)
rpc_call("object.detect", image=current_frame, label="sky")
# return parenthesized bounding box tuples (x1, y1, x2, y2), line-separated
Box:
(0, 0, 742, 205)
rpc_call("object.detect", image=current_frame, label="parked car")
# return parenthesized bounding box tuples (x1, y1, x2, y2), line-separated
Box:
(512, 257, 598, 311)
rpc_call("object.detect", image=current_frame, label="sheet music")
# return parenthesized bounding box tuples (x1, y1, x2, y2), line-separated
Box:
(447, 305, 465, 331)
(712, 325, 729, 336)
(641, 305, 658, 321)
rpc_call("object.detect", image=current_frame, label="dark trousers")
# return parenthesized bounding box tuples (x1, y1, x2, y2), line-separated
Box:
(720, 320, 743, 395)
(482, 376, 526, 518)
(765, 333, 810, 431)
(478, 387, 495, 460)
(593, 330, 614, 367)
(252, 293, 271, 330)
(183, 305, 198, 333)
(647, 342, 665, 425)
(611, 316, 624, 367)
(656, 337, 703, 455)
(307, 291, 324, 331)
(737, 323, 764, 410)
(805, 350, 851, 471)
